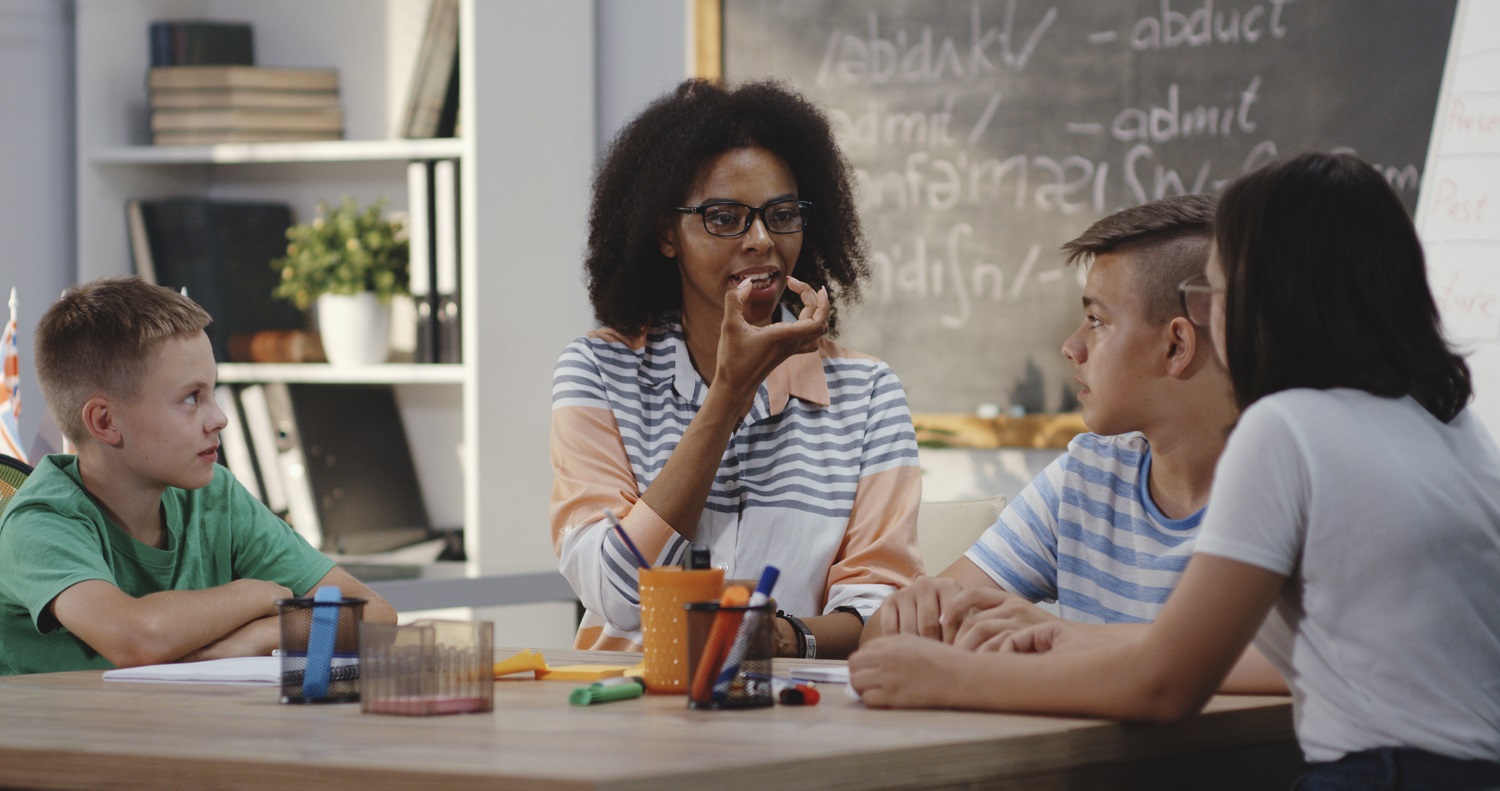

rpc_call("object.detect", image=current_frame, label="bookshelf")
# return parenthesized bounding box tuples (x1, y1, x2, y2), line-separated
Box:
(90, 138, 466, 165)
(215, 363, 465, 385)
(74, 0, 597, 641)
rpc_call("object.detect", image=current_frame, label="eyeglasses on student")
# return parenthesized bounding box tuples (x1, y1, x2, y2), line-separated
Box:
(1177, 274, 1224, 327)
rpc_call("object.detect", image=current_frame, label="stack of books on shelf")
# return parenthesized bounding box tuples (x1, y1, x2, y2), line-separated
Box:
(149, 66, 344, 145)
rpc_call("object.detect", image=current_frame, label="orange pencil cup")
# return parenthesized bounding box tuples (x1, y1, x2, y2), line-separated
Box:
(638, 566, 724, 693)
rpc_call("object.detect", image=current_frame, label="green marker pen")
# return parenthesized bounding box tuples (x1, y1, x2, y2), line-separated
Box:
(569, 680, 645, 706)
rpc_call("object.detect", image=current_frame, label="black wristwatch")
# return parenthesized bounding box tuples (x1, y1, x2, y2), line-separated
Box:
(776, 610, 816, 659)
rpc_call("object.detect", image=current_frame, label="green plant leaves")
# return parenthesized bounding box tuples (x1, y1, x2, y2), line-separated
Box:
(272, 196, 410, 310)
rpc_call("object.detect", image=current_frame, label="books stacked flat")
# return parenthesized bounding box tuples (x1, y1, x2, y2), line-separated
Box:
(149, 66, 343, 145)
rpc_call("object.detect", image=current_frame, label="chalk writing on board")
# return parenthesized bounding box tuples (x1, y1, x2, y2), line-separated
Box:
(725, 0, 1456, 412)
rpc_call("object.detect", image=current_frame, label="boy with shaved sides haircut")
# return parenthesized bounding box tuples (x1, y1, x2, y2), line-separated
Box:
(0, 277, 394, 675)
(863, 194, 1283, 693)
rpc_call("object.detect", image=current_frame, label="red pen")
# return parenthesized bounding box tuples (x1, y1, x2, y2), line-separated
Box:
(778, 684, 820, 705)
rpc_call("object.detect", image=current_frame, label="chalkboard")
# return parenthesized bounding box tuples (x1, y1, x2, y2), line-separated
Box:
(721, 0, 1457, 413)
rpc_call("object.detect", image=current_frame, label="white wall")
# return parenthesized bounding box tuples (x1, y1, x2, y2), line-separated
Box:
(919, 447, 1059, 503)
(0, 0, 74, 456)
(596, 0, 691, 153)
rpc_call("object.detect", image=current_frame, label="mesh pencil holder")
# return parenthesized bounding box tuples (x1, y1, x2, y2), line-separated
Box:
(278, 595, 365, 704)
(685, 601, 774, 710)
(359, 619, 495, 716)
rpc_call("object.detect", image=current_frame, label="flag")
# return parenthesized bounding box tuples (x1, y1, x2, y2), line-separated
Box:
(1, 288, 26, 463)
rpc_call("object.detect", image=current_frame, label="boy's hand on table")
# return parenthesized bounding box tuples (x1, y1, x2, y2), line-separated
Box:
(947, 588, 1059, 652)
(998, 619, 1121, 656)
(876, 575, 972, 644)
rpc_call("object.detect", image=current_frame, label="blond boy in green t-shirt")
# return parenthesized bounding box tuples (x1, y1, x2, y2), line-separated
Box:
(0, 276, 395, 675)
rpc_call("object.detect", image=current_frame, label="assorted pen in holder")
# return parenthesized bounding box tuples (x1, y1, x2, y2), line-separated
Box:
(685, 600, 775, 709)
(278, 586, 365, 704)
(684, 566, 780, 710)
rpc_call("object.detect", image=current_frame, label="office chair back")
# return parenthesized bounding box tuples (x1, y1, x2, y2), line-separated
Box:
(0, 454, 32, 513)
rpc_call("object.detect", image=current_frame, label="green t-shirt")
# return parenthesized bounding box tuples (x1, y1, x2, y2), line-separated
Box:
(0, 455, 334, 675)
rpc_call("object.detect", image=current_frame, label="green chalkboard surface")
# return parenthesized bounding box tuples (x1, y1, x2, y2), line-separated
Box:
(723, 0, 1457, 413)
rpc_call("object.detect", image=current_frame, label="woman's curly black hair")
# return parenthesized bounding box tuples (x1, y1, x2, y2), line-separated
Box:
(585, 78, 868, 336)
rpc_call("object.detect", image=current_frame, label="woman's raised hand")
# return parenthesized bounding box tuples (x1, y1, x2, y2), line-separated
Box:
(712, 275, 829, 401)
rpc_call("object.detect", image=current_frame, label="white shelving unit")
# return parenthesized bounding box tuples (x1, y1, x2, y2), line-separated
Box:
(90, 138, 467, 165)
(216, 363, 465, 385)
(75, 0, 597, 642)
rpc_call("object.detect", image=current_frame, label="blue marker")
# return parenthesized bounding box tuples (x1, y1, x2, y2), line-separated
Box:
(301, 585, 343, 699)
(712, 565, 780, 701)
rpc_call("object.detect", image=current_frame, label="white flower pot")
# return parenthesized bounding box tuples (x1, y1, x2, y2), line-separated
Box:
(317, 292, 391, 367)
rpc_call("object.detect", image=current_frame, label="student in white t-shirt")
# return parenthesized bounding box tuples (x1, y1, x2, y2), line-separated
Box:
(851, 151, 1500, 791)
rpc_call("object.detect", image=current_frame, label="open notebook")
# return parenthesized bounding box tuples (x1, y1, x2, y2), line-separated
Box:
(102, 656, 358, 686)
(103, 656, 282, 685)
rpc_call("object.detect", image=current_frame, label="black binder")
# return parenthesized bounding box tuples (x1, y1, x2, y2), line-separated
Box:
(283, 384, 433, 555)
(134, 198, 306, 361)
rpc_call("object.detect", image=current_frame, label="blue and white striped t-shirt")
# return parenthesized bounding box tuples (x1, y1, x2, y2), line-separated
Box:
(964, 432, 1202, 623)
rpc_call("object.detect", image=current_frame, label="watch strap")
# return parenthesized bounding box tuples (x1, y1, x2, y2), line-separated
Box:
(832, 604, 866, 625)
(776, 610, 816, 659)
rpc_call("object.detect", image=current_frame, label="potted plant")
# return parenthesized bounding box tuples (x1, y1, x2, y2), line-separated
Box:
(273, 197, 409, 366)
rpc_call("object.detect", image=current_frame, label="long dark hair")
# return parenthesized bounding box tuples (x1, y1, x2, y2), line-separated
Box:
(1216, 151, 1471, 422)
(584, 79, 867, 336)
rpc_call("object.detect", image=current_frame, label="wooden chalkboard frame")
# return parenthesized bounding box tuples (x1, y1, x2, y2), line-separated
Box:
(694, 0, 1077, 448)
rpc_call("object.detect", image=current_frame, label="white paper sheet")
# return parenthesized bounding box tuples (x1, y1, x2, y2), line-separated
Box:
(102, 656, 282, 685)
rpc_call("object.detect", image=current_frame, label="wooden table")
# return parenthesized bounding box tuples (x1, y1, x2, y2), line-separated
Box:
(0, 649, 1300, 791)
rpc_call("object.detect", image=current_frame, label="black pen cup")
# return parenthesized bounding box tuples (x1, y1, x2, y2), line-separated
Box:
(684, 601, 774, 709)
(278, 596, 365, 704)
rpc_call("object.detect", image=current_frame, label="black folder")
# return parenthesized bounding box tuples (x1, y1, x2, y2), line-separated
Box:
(134, 198, 306, 361)
(281, 384, 433, 555)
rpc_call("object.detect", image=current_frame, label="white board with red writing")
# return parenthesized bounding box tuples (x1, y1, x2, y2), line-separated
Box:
(1417, 0, 1500, 437)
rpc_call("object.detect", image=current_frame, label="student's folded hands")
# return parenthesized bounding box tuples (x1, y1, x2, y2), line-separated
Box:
(878, 579, 1058, 649)
(946, 589, 1059, 652)
(876, 574, 971, 643)
(997, 619, 1131, 657)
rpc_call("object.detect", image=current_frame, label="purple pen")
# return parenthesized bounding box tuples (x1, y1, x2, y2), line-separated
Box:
(603, 508, 652, 569)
